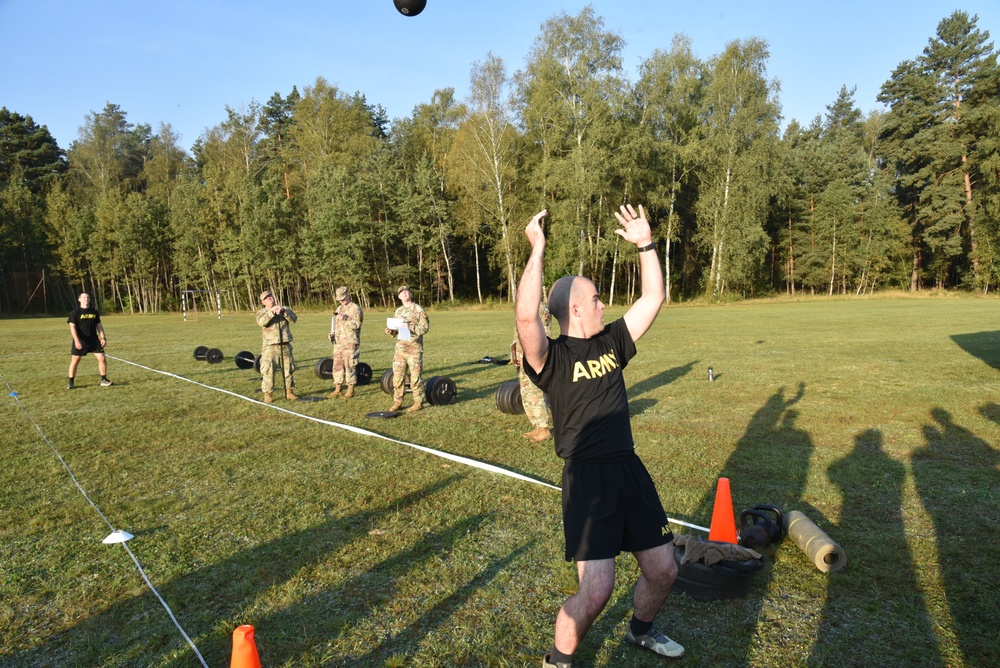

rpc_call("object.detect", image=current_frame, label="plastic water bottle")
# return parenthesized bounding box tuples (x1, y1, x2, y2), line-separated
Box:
(708, 367, 714, 382)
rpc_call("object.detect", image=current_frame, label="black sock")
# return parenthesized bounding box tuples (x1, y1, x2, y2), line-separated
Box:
(549, 647, 573, 664)
(629, 614, 653, 636)
(68, 377, 74, 385)
(101, 375, 107, 381)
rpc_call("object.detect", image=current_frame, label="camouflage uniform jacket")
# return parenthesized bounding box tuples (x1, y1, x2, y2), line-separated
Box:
(256, 305, 297, 345)
(393, 303, 429, 353)
(332, 302, 363, 346)
(512, 303, 552, 361)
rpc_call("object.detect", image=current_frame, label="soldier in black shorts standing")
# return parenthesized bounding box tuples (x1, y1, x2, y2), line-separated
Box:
(515, 205, 683, 667)
(67, 292, 111, 389)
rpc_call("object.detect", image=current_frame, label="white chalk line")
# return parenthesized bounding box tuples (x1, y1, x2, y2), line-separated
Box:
(109, 355, 562, 491)
(0, 366, 209, 667)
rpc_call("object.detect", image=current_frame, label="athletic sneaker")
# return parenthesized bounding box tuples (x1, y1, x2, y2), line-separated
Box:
(100, 378, 113, 387)
(542, 653, 571, 668)
(67, 381, 75, 390)
(624, 626, 685, 658)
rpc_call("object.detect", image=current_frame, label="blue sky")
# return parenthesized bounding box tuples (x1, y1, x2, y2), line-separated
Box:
(2, 1, 997, 152)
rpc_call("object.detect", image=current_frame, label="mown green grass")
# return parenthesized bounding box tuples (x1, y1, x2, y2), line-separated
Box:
(1, 295, 998, 667)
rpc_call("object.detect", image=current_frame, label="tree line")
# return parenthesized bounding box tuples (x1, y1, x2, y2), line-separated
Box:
(1, 8, 998, 315)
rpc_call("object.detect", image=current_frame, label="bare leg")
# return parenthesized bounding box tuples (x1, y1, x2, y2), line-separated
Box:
(631, 543, 677, 622)
(94, 353, 108, 376)
(553, 558, 615, 656)
(68, 356, 81, 378)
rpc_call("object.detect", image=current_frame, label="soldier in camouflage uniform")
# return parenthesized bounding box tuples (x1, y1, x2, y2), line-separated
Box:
(327, 286, 364, 399)
(256, 290, 298, 403)
(512, 302, 553, 442)
(385, 284, 430, 412)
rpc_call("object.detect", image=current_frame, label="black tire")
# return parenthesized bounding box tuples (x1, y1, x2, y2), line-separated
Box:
(425, 376, 457, 406)
(206, 348, 224, 364)
(235, 351, 256, 370)
(356, 362, 373, 386)
(314, 357, 334, 379)
(496, 379, 525, 415)
(193, 345, 209, 361)
(672, 544, 765, 601)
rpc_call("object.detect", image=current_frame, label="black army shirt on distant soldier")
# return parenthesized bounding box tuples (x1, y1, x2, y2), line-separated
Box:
(68, 306, 102, 340)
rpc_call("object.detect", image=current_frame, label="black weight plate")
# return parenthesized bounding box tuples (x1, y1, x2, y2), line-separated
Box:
(314, 357, 334, 379)
(496, 379, 524, 415)
(193, 345, 209, 360)
(235, 351, 255, 369)
(366, 411, 400, 419)
(425, 376, 457, 406)
(380, 368, 410, 394)
(356, 362, 373, 386)
(206, 348, 224, 364)
(254, 354, 261, 373)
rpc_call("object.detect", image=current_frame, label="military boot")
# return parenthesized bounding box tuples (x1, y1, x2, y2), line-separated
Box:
(407, 401, 423, 412)
(263, 392, 273, 404)
(343, 384, 355, 399)
(327, 384, 342, 398)
(286, 388, 299, 401)
(390, 400, 402, 411)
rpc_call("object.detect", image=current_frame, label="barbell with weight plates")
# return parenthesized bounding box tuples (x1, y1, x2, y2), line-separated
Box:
(205, 348, 224, 364)
(379, 369, 456, 405)
(314, 358, 373, 385)
(193, 346, 209, 361)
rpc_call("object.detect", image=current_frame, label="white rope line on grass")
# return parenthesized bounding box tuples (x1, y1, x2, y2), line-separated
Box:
(0, 367, 209, 668)
(109, 355, 563, 491)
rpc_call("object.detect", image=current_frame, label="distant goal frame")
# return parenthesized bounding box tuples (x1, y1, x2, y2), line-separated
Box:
(181, 290, 222, 321)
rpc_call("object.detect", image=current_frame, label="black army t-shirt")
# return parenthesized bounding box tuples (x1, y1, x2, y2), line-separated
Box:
(524, 318, 637, 461)
(68, 307, 101, 339)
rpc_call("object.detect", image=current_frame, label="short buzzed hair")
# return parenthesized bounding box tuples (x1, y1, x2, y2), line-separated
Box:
(548, 276, 576, 323)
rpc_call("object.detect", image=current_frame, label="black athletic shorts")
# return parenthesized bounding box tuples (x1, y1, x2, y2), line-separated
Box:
(561, 454, 672, 562)
(71, 337, 103, 357)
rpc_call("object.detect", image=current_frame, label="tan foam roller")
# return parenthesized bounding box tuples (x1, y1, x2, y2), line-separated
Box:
(783, 510, 847, 573)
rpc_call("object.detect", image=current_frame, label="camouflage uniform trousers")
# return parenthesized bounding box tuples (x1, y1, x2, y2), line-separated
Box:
(518, 363, 552, 429)
(332, 342, 360, 386)
(260, 343, 295, 393)
(392, 344, 425, 404)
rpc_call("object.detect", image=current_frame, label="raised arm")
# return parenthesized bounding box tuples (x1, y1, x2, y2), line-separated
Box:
(616, 204, 665, 342)
(515, 210, 550, 373)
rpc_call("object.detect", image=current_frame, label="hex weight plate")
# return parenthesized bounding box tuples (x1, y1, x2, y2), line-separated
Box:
(235, 351, 256, 370)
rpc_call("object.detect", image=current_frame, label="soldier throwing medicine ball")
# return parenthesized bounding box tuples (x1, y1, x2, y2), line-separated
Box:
(385, 284, 429, 412)
(256, 290, 298, 403)
(327, 285, 363, 399)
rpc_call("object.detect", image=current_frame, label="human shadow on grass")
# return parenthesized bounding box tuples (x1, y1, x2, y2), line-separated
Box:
(12, 476, 465, 667)
(912, 408, 1000, 667)
(627, 361, 697, 400)
(813, 429, 942, 666)
(950, 331, 1000, 369)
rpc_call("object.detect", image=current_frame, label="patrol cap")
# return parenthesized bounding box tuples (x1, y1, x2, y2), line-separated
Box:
(259, 290, 274, 302)
(335, 286, 348, 300)
(397, 284, 410, 295)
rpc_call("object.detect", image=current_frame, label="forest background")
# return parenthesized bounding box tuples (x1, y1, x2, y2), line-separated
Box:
(2, 8, 999, 315)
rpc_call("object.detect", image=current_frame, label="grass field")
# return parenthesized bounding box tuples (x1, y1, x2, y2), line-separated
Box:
(1, 296, 998, 667)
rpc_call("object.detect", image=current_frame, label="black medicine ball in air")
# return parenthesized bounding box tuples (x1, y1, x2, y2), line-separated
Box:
(394, 0, 426, 16)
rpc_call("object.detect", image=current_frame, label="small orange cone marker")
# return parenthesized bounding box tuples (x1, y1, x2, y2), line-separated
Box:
(708, 477, 738, 544)
(231, 625, 261, 668)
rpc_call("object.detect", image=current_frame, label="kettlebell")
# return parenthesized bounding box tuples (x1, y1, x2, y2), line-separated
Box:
(739, 505, 784, 549)
(739, 510, 772, 549)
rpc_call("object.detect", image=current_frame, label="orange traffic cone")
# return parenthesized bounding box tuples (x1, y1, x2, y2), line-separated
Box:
(708, 477, 738, 544)
(231, 625, 262, 668)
